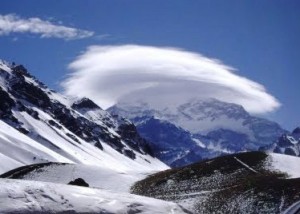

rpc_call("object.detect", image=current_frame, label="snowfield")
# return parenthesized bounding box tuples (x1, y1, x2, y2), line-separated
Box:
(3, 163, 152, 192)
(267, 153, 300, 178)
(0, 179, 188, 214)
(0, 120, 72, 173)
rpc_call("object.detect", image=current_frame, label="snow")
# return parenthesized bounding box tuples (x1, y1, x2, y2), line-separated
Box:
(0, 59, 182, 213)
(76, 107, 121, 137)
(111, 98, 282, 150)
(48, 91, 74, 107)
(23, 76, 40, 87)
(267, 153, 300, 178)
(174, 114, 251, 136)
(0, 107, 167, 175)
(14, 163, 151, 192)
(0, 120, 73, 174)
(192, 138, 206, 148)
(0, 60, 12, 73)
(114, 99, 254, 135)
(0, 179, 187, 214)
(0, 153, 22, 173)
(287, 136, 298, 145)
(206, 141, 233, 154)
(9, 106, 167, 173)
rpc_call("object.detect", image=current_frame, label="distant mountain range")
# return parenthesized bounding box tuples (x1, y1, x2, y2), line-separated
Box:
(109, 99, 287, 167)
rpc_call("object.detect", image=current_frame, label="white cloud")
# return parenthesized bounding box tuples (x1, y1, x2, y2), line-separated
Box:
(0, 14, 94, 40)
(62, 45, 280, 114)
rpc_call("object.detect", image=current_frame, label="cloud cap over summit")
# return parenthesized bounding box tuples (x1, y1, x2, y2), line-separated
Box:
(62, 45, 280, 114)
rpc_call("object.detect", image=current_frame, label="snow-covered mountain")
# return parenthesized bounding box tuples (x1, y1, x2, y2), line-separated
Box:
(109, 99, 286, 166)
(262, 127, 300, 156)
(0, 60, 183, 213)
(126, 116, 224, 167)
(0, 60, 167, 174)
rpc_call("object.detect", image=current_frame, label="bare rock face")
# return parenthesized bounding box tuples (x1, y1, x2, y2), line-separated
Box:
(292, 127, 300, 135)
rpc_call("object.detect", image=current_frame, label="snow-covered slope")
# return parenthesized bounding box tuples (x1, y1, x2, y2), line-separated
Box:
(1, 162, 149, 192)
(0, 179, 187, 214)
(0, 161, 190, 213)
(132, 151, 300, 213)
(267, 153, 300, 178)
(109, 98, 286, 166)
(0, 60, 167, 174)
(0, 120, 72, 173)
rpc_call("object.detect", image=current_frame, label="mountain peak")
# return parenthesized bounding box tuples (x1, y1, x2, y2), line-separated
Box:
(0, 60, 13, 72)
(11, 64, 32, 77)
(292, 127, 300, 135)
(110, 98, 286, 166)
(111, 97, 278, 135)
(72, 97, 101, 110)
(177, 98, 250, 121)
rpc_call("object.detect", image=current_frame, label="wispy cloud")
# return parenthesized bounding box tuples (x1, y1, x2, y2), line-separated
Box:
(62, 45, 280, 114)
(0, 14, 94, 40)
(94, 34, 111, 40)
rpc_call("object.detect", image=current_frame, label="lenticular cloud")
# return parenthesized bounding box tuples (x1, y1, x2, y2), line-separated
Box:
(62, 45, 280, 114)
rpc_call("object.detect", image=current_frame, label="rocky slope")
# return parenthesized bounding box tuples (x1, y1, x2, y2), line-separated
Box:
(262, 127, 300, 157)
(131, 151, 300, 213)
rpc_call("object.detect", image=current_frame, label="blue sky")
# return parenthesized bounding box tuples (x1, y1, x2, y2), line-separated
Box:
(1, 0, 299, 130)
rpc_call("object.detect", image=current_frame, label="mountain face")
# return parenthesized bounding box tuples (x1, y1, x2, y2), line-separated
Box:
(130, 117, 224, 167)
(262, 127, 300, 157)
(109, 99, 286, 167)
(0, 60, 167, 173)
(131, 151, 300, 213)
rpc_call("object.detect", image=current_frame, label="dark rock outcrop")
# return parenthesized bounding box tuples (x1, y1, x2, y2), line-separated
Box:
(68, 178, 89, 187)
